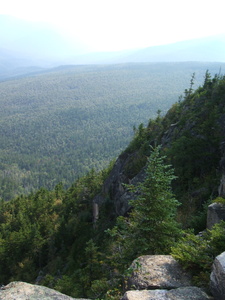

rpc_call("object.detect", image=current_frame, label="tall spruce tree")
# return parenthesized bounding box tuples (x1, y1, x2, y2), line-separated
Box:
(107, 145, 181, 268)
(128, 145, 181, 254)
(126, 145, 181, 255)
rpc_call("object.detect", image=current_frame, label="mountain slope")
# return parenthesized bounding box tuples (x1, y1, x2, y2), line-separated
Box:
(94, 71, 225, 229)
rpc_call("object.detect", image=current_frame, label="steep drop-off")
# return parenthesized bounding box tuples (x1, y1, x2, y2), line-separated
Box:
(94, 72, 225, 228)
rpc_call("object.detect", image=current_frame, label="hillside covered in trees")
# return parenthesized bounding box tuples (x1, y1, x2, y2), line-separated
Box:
(0, 72, 225, 299)
(1, 62, 224, 201)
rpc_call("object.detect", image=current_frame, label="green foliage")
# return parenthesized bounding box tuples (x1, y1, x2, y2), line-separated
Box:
(0, 188, 61, 283)
(0, 168, 108, 289)
(127, 145, 181, 254)
(163, 73, 225, 226)
(188, 198, 212, 233)
(171, 232, 211, 271)
(125, 123, 147, 153)
(124, 115, 165, 178)
(171, 221, 225, 286)
(213, 197, 225, 204)
(106, 145, 181, 277)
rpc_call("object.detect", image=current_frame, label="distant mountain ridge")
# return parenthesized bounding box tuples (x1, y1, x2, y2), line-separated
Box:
(0, 14, 90, 74)
(0, 14, 225, 77)
(120, 35, 225, 63)
(71, 35, 225, 64)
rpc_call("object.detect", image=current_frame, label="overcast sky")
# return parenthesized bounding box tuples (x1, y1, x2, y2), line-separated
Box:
(1, 0, 225, 52)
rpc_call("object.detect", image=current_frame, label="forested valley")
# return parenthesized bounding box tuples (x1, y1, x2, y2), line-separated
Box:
(0, 62, 224, 200)
(1, 70, 225, 299)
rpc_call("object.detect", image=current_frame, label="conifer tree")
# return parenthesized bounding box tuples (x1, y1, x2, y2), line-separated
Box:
(117, 145, 181, 257)
(107, 145, 181, 266)
(128, 145, 181, 254)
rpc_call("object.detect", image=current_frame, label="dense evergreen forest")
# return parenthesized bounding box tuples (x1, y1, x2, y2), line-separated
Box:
(1, 72, 225, 299)
(1, 62, 224, 200)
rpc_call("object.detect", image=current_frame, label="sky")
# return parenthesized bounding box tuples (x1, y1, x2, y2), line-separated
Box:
(1, 0, 225, 53)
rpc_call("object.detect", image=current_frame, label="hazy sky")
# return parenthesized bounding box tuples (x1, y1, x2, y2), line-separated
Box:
(1, 0, 225, 52)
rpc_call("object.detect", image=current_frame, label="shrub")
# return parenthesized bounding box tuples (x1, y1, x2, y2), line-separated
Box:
(171, 221, 225, 286)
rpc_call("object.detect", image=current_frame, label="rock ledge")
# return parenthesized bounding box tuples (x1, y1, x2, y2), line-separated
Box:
(0, 281, 89, 300)
(127, 255, 192, 290)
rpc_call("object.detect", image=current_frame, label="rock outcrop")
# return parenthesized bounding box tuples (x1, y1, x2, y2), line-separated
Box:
(0, 281, 89, 300)
(127, 255, 192, 290)
(123, 255, 213, 300)
(207, 202, 225, 229)
(93, 151, 146, 217)
(122, 287, 212, 300)
(210, 251, 225, 300)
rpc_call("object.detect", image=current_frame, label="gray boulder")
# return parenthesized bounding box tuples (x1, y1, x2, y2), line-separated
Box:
(210, 251, 225, 300)
(122, 289, 167, 300)
(0, 281, 89, 300)
(122, 287, 212, 300)
(207, 202, 225, 229)
(127, 255, 192, 290)
(166, 287, 213, 300)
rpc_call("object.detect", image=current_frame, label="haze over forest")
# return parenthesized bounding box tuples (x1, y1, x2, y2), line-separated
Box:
(1, 15, 225, 78)
(1, 14, 225, 200)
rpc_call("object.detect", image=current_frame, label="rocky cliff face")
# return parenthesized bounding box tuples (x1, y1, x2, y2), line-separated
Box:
(93, 151, 146, 219)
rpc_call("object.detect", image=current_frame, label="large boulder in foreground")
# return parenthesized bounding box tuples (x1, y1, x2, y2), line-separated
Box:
(210, 251, 225, 300)
(0, 281, 89, 300)
(122, 287, 212, 300)
(127, 255, 192, 290)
